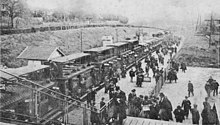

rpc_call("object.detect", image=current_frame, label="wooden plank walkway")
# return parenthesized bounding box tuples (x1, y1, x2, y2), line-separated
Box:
(123, 117, 192, 125)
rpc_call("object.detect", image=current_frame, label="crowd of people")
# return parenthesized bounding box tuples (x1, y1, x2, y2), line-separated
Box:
(87, 37, 220, 125)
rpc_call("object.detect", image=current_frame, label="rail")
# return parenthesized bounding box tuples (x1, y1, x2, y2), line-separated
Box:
(98, 98, 114, 122)
(0, 70, 99, 125)
(1, 23, 168, 35)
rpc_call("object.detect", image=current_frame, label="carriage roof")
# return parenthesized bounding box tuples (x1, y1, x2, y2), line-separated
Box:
(52, 53, 90, 63)
(107, 42, 128, 47)
(84, 46, 114, 53)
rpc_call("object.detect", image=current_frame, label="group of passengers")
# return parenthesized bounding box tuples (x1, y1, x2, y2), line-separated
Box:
(128, 89, 161, 119)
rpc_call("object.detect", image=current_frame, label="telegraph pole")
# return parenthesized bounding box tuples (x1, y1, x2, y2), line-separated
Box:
(218, 34, 220, 68)
(80, 29, 83, 52)
(116, 28, 118, 42)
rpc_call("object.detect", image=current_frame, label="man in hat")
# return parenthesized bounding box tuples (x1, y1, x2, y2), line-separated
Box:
(181, 96, 191, 119)
(212, 80, 219, 96)
(100, 97, 105, 109)
(128, 89, 136, 103)
(188, 81, 194, 97)
(129, 68, 135, 82)
(203, 97, 211, 110)
(159, 93, 173, 121)
(207, 76, 214, 83)
(114, 86, 127, 124)
(180, 62, 187, 73)
(173, 105, 185, 123)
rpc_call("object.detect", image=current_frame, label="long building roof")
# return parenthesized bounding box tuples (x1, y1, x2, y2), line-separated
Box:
(0, 65, 49, 80)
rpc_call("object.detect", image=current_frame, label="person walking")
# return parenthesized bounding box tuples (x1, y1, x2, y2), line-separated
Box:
(129, 68, 135, 82)
(190, 104, 200, 125)
(188, 81, 194, 97)
(181, 96, 191, 119)
(158, 93, 173, 121)
(212, 80, 219, 96)
(173, 105, 185, 123)
(145, 64, 149, 76)
(180, 62, 187, 73)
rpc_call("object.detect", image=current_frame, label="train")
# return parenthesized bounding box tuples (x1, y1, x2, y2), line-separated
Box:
(0, 34, 166, 124)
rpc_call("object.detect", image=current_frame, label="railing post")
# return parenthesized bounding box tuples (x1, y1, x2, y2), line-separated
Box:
(82, 104, 88, 125)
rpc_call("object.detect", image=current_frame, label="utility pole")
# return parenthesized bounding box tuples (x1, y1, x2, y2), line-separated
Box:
(80, 29, 83, 52)
(116, 28, 118, 42)
(218, 34, 220, 68)
(209, 14, 213, 48)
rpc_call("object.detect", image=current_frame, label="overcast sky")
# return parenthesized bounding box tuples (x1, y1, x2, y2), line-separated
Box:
(27, 0, 220, 24)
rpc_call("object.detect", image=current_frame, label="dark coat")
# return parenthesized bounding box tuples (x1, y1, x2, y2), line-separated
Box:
(159, 97, 173, 121)
(129, 70, 135, 77)
(201, 108, 209, 125)
(128, 93, 136, 103)
(180, 63, 187, 70)
(191, 108, 200, 124)
(90, 108, 100, 123)
(115, 90, 127, 102)
(114, 90, 127, 120)
(173, 108, 185, 122)
(188, 83, 194, 92)
(87, 90, 96, 101)
(182, 99, 191, 110)
(159, 97, 173, 111)
(100, 101, 105, 109)
(149, 104, 160, 119)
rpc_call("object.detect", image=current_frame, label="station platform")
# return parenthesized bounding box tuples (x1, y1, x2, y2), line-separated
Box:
(123, 117, 191, 125)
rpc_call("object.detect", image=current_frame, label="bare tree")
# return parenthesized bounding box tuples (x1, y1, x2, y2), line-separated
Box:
(3, 0, 28, 28)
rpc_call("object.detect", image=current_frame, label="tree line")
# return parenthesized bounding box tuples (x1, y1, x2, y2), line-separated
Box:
(1, 0, 129, 29)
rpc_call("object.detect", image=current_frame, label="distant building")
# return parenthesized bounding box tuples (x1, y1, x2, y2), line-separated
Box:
(17, 46, 65, 66)
(102, 35, 114, 46)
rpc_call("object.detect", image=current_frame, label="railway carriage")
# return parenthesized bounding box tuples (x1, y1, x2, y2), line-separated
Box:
(51, 53, 93, 97)
(84, 46, 116, 84)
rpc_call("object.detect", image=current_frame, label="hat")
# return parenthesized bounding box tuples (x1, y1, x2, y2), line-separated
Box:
(193, 104, 197, 108)
(144, 96, 149, 100)
(185, 96, 188, 99)
(131, 89, 136, 92)
(159, 93, 165, 97)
